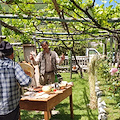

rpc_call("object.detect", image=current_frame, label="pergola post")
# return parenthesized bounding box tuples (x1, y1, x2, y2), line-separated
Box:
(70, 49, 72, 79)
(0, 21, 2, 42)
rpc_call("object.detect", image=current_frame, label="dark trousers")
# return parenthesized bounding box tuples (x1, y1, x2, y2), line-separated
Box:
(0, 105, 19, 120)
(40, 72, 55, 85)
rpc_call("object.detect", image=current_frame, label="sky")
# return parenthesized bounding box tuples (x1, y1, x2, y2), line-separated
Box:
(95, 0, 120, 7)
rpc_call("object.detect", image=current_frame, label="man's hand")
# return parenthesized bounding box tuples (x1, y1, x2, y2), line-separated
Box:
(30, 53, 34, 60)
(61, 53, 65, 61)
(30, 51, 36, 60)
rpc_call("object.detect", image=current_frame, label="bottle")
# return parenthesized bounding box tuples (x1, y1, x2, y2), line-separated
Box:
(55, 74, 58, 83)
(54, 74, 60, 89)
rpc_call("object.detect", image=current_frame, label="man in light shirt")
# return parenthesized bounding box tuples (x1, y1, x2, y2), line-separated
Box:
(30, 41, 65, 85)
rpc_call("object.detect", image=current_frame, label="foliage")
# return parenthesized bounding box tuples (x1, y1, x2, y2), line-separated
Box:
(97, 59, 111, 81)
(0, 0, 120, 49)
(96, 44, 103, 54)
(96, 54, 120, 108)
(13, 46, 24, 62)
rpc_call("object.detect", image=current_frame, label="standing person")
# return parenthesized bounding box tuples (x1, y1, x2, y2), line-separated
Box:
(0, 41, 32, 120)
(30, 41, 65, 85)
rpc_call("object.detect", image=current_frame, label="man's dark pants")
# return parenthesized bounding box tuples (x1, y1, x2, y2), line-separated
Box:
(0, 105, 19, 120)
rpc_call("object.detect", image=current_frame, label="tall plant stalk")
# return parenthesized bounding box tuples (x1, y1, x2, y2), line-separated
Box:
(88, 56, 97, 109)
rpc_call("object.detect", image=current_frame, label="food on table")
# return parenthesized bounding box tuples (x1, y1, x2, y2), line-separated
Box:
(24, 91, 34, 96)
(35, 92, 45, 96)
(59, 81, 68, 89)
(33, 85, 43, 92)
(42, 85, 52, 93)
(61, 81, 68, 85)
(68, 82, 74, 86)
(34, 93, 50, 99)
(22, 81, 74, 99)
(59, 84, 66, 89)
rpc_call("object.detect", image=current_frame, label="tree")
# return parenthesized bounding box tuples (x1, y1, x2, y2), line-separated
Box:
(0, 0, 120, 76)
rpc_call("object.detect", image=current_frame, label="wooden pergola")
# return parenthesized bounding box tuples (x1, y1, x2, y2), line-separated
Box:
(0, 13, 119, 79)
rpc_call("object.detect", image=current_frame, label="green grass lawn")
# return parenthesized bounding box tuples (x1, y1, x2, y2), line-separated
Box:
(20, 72, 98, 120)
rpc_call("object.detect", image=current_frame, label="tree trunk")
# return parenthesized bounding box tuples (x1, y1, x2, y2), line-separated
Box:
(72, 51, 83, 78)
(104, 39, 107, 55)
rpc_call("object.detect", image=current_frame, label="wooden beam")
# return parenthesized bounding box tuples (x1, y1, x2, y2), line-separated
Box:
(0, 14, 85, 22)
(0, 14, 120, 23)
(35, 31, 108, 35)
(35, 37, 106, 41)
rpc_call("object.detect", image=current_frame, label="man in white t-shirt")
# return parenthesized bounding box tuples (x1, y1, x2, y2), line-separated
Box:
(30, 41, 65, 85)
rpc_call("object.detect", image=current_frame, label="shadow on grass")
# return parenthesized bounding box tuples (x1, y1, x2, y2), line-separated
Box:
(83, 87, 98, 120)
(51, 87, 98, 120)
(21, 109, 81, 120)
(20, 110, 44, 120)
(52, 102, 81, 120)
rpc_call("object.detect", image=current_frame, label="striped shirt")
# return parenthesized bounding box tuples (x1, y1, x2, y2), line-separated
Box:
(0, 57, 32, 115)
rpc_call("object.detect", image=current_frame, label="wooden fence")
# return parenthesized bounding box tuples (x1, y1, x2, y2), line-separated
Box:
(58, 56, 89, 71)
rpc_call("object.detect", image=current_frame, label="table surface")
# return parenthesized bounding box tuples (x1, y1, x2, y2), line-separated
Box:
(20, 85, 74, 120)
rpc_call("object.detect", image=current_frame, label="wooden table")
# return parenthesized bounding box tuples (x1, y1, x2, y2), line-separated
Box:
(19, 86, 74, 120)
